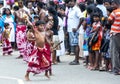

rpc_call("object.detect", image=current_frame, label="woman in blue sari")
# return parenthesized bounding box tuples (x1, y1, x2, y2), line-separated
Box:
(1, 8, 16, 48)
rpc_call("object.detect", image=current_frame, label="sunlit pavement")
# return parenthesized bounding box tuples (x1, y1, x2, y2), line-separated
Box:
(0, 47, 120, 84)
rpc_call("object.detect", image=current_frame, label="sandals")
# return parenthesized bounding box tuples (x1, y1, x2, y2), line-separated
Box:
(99, 67, 106, 71)
(87, 65, 93, 70)
(69, 61, 80, 65)
(114, 72, 120, 75)
(91, 67, 99, 71)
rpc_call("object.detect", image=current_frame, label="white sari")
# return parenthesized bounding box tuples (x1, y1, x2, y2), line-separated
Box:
(56, 17, 65, 56)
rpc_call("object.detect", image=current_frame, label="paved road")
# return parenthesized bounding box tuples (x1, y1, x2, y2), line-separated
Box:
(0, 48, 120, 84)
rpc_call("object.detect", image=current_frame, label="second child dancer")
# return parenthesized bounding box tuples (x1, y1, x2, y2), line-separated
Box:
(2, 23, 13, 56)
(45, 21, 54, 76)
(23, 15, 39, 62)
(25, 20, 51, 81)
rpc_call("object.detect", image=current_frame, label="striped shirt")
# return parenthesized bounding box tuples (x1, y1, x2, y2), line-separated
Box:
(108, 8, 120, 33)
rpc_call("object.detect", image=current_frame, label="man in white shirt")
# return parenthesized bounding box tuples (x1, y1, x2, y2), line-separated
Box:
(96, 0, 107, 17)
(67, 0, 84, 65)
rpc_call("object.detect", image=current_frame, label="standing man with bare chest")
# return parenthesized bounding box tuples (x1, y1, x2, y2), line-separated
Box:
(14, 0, 29, 58)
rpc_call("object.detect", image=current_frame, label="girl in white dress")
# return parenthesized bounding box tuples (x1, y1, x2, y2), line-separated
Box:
(56, 6, 65, 62)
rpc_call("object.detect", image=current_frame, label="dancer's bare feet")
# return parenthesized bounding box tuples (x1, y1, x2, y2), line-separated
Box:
(49, 71, 53, 76)
(49, 73, 53, 76)
(16, 55, 23, 59)
(33, 73, 37, 76)
(45, 73, 50, 79)
(3, 53, 5, 56)
(50, 73, 54, 76)
(8, 53, 12, 56)
(25, 75, 30, 81)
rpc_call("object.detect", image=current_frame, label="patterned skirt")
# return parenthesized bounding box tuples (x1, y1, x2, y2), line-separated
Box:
(27, 43, 51, 74)
(2, 39, 13, 54)
(23, 41, 35, 62)
(92, 36, 102, 51)
(16, 25, 27, 56)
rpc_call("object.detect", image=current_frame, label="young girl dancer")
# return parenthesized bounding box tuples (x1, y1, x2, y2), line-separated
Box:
(2, 23, 13, 55)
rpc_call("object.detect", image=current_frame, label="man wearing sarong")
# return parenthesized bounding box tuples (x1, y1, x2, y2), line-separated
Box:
(14, 0, 30, 58)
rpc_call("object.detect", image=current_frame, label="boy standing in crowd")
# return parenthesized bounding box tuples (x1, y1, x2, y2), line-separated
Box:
(108, 0, 120, 75)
